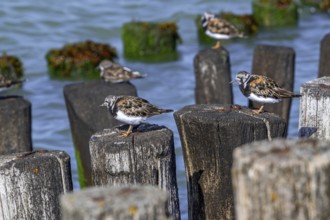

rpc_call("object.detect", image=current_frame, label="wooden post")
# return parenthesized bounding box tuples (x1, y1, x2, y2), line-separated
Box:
(61, 185, 171, 220)
(63, 81, 136, 187)
(0, 150, 72, 220)
(194, 48, 233, 104)
(174, 104, 286, 220)
(318, 33, 330, 77)
(89, 124, 180, 220)
(232, 138, 330, 220)
(0, 96, 32, 154)
(299, 77, 330, 139)
(251, 44, 295, 128)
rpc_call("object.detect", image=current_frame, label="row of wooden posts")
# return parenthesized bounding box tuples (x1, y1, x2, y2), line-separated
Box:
(0, 33, 330, 220)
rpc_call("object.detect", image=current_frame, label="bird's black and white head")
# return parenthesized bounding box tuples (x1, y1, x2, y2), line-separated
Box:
(201, 12, 215, 29)
(234, 71, 251, 85)
(100, 95, 118, 110)
(98, 60, 113, 71)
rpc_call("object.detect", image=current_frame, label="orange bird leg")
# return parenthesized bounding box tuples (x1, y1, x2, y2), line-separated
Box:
(252, 105, 264, 114)
(120, 124, 133, 137)
(212, 41, 221, 49)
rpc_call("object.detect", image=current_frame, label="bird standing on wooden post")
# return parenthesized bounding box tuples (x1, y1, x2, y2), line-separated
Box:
(232, 71, 301, 114)
(201, 12, 244, 49)
(100, 95, 173, 137)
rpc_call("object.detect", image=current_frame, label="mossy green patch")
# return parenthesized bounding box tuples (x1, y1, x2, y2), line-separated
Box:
(300, 0, 330, 10)
(122, 21, 181, 62)
(0, 53, 24, 78)
(45, 40, 117, 80)
(74, 146, 87, 188)
(252, 0, 299, 27)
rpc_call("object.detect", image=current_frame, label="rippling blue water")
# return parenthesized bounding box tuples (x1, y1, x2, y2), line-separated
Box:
(1, 1, 329, 218)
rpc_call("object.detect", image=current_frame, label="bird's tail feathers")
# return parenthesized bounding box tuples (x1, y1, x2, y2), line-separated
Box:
(161, 109, 173, 113)
(132, 71, 147, 78)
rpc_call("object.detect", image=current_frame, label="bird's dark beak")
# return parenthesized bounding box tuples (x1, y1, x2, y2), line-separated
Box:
(229, 79, 236, 84)
(100, 102, 107, 107)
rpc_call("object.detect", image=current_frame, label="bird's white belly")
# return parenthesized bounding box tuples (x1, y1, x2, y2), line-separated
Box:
(206, 30, 231, 39)
(248, 93, 281, 104)
(115, 111, 145, 125)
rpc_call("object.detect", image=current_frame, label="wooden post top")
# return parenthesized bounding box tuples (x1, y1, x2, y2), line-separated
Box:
(301, 76, 330, 94)
(234, 138, 330, 163)
(61, 185, 171, 220)
(175, 104, 285, 127)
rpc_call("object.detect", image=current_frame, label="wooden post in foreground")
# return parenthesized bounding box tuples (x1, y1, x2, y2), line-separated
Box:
(299, 77, 330, 139)
(61, 185, 171, 220)
(194, 48, 233, 104)
(89, 124, 180, 220)
(0, 150, 72, 220)
(0, 96, 32, 154)
(174, 104, 286, 220)
(251, 44, 295, 127)
(232, 138, 330, 220)
(64, 81, 136, 187)
(318, 33, 330, 77)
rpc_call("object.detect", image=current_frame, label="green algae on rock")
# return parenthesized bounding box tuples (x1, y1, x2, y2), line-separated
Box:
(122, 21, 182, 62)
(45, 40, 117, 79)
(196, 12, 258, 45)
(300, 0, 330, 11)
(252, 0, 299, 27)
(0, 54, 24, 79)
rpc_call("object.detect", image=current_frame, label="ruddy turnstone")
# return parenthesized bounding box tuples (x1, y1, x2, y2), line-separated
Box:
(232, 71, 300, 114)
(201, 12, 244, 49)
(98, 60, 146, 83)
(0, 74, 24, 92)
(100, 95, 173, 137)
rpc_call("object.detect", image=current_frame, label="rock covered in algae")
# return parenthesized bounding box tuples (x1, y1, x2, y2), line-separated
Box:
(252, 0, 299, 27)
(45, 40, 117, 79)
(122, 21, 182, 62)
(196, 12, 258, 45)
(300, 0, 330, 11)
(0, 54, 24, 79)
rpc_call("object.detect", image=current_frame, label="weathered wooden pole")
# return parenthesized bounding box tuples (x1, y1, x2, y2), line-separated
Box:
(232, 138, 330, 220)
(0, 150, 72, 220)
(64, 81, 136, 187)
(174, 104, 286, 220)
(0, 96, 32, 154)
(89, 124, 180, 220)
(194, 48, 233, 104)
(61, 185, 171, 220)
(251, 44, 295, 127)
(299, 77, 330, 139)
(318, 33, 330, 77)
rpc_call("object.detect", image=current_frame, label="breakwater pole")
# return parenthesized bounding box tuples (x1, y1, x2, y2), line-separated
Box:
(194, 48, 233, 105)
(251, 44, 295, 128)
(61, 185, 171, 220)
(0, 150, 72, 220)
(64, 81, 137, 187)
(233, 138, 330, 220)
(318, 33, 330, 77)
(89, 124, 180, 220)
(299, 77, 330, 139)
(0, 96, 32, 154)
(174, 104, 286, 220)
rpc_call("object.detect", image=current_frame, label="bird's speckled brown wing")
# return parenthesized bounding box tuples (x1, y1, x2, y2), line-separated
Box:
(103, 64, 143, 82)
(116, 96, 172, 118)
(248, 75, 296, 99)
(0, 75, 23, 88)
(207, 18, 242, 36)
